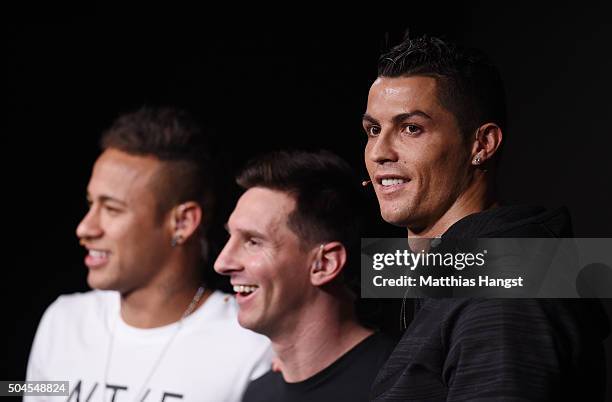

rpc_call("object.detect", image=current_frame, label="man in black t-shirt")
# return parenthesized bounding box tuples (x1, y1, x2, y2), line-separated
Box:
(215, 150, 396, 402)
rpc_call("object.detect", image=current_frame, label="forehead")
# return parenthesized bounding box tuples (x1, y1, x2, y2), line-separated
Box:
(366, 76, 442, 116)
(88, 148, 161, 204)
(229, 187, 296, 236)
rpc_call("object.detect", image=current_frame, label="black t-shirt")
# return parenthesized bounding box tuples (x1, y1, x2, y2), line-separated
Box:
(243, 332, 396, 402)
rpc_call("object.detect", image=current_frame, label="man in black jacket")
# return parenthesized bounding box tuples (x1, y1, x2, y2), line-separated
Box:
(362, 35, 609, 401)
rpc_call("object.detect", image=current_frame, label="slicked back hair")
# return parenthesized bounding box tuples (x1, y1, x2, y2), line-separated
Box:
(378, 35, 507, 141)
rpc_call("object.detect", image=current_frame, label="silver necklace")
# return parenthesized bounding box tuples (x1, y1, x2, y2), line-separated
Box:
(103, 286, 206, 401)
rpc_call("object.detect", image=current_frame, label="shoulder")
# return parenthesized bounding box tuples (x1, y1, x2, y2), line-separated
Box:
(52, 289, 115, 315)
(435, 298, 608, 355)
(52, 289, 116, 309)
(29, 290, 116, 366)
(191, 291, 271, 349)
(242, 370, 282, 402)
(447, 298, 602, 326)
(412, 298, 609, 351)
(247, 370, 281, 389)
(38, 290, 116, 331)
(201, 290, 240, 319)
(355, 332, 397, 362)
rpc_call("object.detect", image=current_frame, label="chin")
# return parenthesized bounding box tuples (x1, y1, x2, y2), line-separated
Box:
(380, 208, 412, 228)
(86, 272, 117, 291)
(240, 314, 275, 337)
(237, 313, 258, 331)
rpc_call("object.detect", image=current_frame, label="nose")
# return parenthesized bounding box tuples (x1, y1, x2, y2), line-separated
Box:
(366, 129, 399, 165)
(214, 237, 244, 276)
(76, 205, 103, 241)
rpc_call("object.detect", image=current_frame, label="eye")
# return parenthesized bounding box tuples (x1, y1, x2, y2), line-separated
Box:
(364, 125, 381, 137)
(104, 205, 122, 215)
(402, 124, 422, 136)
(245, 238, 261, 248)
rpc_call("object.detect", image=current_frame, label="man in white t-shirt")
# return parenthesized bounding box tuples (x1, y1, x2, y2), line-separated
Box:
(26, 107, 272, 402)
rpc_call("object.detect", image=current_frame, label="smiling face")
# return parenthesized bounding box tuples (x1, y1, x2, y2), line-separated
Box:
(363, 76, 473, 231)
(213, 187, 314, 337)
(76, 148, 172, 293)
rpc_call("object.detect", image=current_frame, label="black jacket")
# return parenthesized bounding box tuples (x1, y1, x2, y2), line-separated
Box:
(370, 206, 610, 402)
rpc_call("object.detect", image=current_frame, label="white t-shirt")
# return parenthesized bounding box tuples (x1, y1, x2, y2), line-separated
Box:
(26, 290, 273, 402)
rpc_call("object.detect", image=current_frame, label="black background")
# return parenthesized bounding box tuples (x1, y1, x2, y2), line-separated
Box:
(4, 3, 612, 399)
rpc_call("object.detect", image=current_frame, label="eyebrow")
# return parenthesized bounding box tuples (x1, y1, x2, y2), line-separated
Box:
(362, 114, 379, 125)
(362, 111, 432, 125)
(87, 194, 128, 206)
(224, 223, 266, 239)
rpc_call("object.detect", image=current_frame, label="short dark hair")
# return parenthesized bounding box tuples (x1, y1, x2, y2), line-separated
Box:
(237, 150, 363, 288)
(101, 107, 214, 228)
(378, 35, 507, 139)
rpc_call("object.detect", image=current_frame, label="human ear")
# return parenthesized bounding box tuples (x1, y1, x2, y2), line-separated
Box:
(471, 123, 503, 166)
(310, 242, 347, 287)
(170, 201, 203, 246)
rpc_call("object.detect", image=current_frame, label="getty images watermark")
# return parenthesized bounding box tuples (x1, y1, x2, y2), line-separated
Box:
(370, 247, 522, 289)
(361, 238, 612, 298)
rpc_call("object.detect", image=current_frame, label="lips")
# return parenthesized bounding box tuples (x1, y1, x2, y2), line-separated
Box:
(381, 178, 406, 186)
(232, 284, 258, 294)
(232, 283, 259, 305)
(84, 249, 111, 269)
(374, 174, 410, 195)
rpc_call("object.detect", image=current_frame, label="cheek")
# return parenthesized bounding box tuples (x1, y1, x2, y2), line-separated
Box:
(364, 143, 375, 171)
(267, 254, 310, 294)
(426, 151, 469, 195)
(101, 217, 134, 242)
(397, 143, 433, 182)
(404, 148, 448, 198)
(123, 220, 167, 255)
(127, 233, 166, 269)
(246, 251, 279, 285)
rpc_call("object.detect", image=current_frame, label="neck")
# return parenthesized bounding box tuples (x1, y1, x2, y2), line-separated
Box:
(408, 177, 497, 239)
(119, 249, 209, 328)
(270, 293, 372, 382)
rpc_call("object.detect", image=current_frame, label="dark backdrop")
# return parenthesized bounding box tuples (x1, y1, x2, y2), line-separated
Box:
(4, 3, 612, 399)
